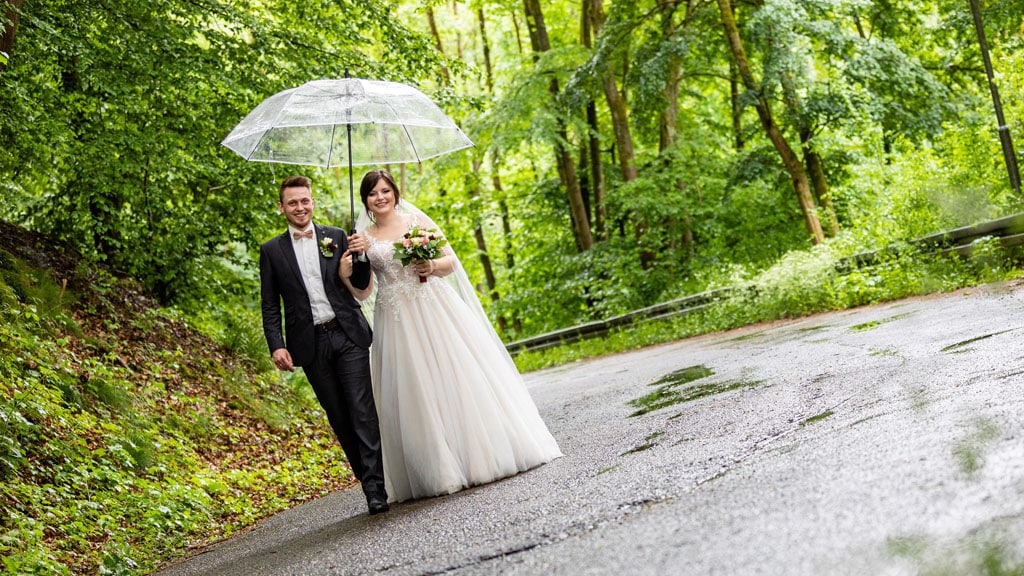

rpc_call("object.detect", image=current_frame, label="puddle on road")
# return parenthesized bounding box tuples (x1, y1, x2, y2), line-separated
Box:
(850, 413, 885, 428)
(908, 386, 931, 411)
(620, 431, 665, 456)
(723, 330, 768, 342)
(795, 325, 832, 344)
(869, 348, 900, 357)
(796, 325, 829, 333)
(1000, 368, 1024, 380)
(799, 410, 833, 426)
(628, 365, 763, 417)
(888, 533, 1024, 574)
(940, 329, 1014, 353)
(725, 325, 832, 345)
(952, 418, 999, 477)
(850, 312, 915, 332)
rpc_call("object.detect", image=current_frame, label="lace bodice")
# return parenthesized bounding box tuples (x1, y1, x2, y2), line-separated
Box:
(366, 230, 446, 322)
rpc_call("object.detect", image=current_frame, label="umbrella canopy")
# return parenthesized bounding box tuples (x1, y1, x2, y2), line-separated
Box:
(221, 78, 474, 168)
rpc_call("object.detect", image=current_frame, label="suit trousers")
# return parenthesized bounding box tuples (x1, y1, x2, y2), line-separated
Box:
(304, 326, 386, 499)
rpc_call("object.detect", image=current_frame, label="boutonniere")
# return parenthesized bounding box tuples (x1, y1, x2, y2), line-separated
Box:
(319, 236, 338, 258)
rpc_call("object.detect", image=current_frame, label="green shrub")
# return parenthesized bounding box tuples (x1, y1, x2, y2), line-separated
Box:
(1, 249, 354, 574)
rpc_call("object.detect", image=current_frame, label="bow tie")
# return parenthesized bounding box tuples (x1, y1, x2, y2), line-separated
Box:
(293, 229, 314, 240)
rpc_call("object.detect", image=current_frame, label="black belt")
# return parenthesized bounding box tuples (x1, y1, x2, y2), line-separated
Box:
(315, 318, 339, 333)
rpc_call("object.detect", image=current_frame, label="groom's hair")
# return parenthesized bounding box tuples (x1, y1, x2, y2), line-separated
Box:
(279, 175, 312, 202)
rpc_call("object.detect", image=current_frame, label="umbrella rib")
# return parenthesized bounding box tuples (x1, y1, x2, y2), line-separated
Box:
(326, 123, 337, 168)
(245, 88, 303, 162)
(244, 130, 271, 162)
(383, 99, 422, 162)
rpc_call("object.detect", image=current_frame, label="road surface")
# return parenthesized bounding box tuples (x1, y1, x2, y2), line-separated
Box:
(156, 281, 1024, 575)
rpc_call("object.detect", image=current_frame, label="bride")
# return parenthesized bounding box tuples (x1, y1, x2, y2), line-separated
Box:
(341, 169, 562, 503)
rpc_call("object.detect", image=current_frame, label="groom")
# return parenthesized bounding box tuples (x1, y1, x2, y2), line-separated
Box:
(259, 175, 388, 515)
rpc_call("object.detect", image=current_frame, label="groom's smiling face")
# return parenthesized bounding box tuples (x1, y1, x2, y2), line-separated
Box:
(280, 185, 315, 230)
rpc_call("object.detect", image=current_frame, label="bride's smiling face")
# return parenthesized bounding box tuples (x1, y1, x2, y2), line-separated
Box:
(366, 179, 396, 217)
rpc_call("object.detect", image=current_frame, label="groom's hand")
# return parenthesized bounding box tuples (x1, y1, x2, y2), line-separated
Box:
(339, 250, 354, 279)
(272, 348, 295, 372)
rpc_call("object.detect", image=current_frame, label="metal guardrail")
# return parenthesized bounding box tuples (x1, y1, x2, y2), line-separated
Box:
(505, 212, 1024, 356)
(836, 212, 1024, 269)
(505, 287, 737, 355)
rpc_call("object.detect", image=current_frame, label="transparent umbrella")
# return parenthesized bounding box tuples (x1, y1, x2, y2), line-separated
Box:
(221, 77, 474, 230)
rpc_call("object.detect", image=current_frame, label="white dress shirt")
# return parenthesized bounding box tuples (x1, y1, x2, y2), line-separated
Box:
(289, 225, 335, 325)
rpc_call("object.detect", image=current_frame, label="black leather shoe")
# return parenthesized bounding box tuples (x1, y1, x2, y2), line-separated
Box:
(367, 496, 390, 515)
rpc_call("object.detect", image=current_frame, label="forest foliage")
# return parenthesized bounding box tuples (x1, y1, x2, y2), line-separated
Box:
(2, 0, 1024, 573)
(0, 223, 356, 574)
(1, 0, 1022, 337)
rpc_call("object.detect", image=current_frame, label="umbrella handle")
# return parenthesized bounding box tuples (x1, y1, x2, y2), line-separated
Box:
(351, 226, 368, 262)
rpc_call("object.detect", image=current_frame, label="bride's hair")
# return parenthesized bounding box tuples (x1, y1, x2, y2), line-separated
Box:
(359, 170, 402, 221)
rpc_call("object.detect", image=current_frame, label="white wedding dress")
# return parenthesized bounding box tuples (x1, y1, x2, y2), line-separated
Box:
(363, 211, 562, 503)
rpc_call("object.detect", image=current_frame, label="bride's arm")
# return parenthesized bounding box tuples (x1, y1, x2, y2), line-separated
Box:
(425, 254, 454, 276)
(414, 256, 454, 278)
(412, 214, 458, 278)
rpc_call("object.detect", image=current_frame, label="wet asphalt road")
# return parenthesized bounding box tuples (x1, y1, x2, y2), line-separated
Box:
(155, 281, 1024, 576)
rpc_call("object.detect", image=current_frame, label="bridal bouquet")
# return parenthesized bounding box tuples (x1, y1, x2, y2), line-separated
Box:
(394, 225, 448, 282)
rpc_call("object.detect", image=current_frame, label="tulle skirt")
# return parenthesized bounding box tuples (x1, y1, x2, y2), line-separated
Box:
(370, 273, 562, 503)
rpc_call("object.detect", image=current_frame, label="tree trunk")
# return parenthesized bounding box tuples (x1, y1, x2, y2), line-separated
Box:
(426, 7, 451, 85)
(800, 130, 839, 237)
(659, 1, 695, 257)
(0, 0, 21, 73)
(452, 2, 463, 62)
(586, 102, 607, 240)
(590, 0, 646, 263)
(581, 0, 607, 241)
(717, 0, 824, 244)
(524, 0, 593, 251)
(555, 138, 591, 252)
(468, 159, 506, 333)
(658, 1, 686, 154)
(490, 152, 522, 334)
(490, 152, 515, 270)
(660, 62, 680, 154)
(779, 64, 837, 240)
(589, 0, 636, 183)
(729, 2, 743, 150)
(477, 7, 494, 92)
(577, 141, 592, 224)
(678, 184, 695, 256)
(511, 11, 525, 55)
(602, 76, 637, 182)
(730, 60, 744, 150)
(477, 12, 514, 271)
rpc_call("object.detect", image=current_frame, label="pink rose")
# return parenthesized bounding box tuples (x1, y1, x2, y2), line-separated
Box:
(420, 236, 429, 246)
(403, 239, 412, 248)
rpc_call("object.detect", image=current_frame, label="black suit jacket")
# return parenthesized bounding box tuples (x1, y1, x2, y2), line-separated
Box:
(260, 222, 372, 367)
